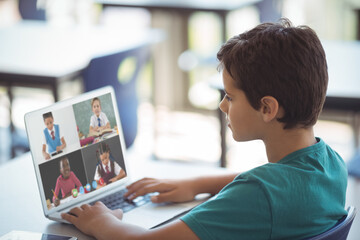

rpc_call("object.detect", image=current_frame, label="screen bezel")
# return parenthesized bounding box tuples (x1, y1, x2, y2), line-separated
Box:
(24, 86, 131, 216)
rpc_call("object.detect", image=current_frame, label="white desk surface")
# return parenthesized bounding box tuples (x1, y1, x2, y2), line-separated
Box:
(0, 151, 230, 239)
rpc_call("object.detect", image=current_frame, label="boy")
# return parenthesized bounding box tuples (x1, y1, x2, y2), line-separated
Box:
(42, 112, 66, 160)
(62, 19, 347, 239)
(53, 157, 82, 207)
(89, 97, 111, 135)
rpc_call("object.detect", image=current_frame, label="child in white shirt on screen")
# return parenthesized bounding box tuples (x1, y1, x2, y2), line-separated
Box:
(89, 97, 111, 135)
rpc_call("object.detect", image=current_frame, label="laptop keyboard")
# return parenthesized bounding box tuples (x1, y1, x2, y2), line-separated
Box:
(91, 188, 152, 213)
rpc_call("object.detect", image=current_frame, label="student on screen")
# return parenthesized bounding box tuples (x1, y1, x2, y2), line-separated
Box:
(89, 97, 111, 135)
(62, 19, 347, 239)
(53, 157, 82, 207)
(94, 142, 126, 186)
(42, 112, 66, 160)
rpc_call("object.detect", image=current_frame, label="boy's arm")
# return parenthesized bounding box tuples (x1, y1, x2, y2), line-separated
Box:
(98, 121, 111, 131)
(62, 202, 199, 240)
(89, 126, 100, 135)
(61, 137, 66, 148)
(42, 144, 51, 160)
(56, 137, 66, 152)
(63, 174, 239, 239)
(124, 173, 238, 203)
(190, 173, 237, 195)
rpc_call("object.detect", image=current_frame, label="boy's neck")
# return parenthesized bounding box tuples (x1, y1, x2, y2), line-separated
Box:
(263, 126, 316, 163)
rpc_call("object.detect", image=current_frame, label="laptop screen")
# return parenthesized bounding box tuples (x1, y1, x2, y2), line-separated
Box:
(25, 86, 128, 213)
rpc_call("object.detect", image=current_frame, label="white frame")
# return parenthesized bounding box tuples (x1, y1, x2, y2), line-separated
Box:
(24, 86, 132, 218)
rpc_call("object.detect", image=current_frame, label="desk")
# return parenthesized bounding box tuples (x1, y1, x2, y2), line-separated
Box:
(212, 40, 360, 167)
(0, 20, 163, 157)
(0, 151, 229, 239)
(0, 20, 162, 100)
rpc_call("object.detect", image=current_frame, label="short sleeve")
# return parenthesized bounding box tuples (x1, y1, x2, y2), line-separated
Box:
(181, 179, 272, 240)
(113, 161, 122, 175)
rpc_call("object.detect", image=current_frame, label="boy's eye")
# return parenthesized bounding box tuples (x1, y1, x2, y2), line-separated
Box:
(225, 94, 232, 101)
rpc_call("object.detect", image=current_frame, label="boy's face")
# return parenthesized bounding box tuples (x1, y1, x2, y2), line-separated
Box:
(219, 69, 263, 142)
(60, 159, 71, 179)
(92, 100, 101, 117)
(44, 117, 54, 131)
(100, 151, 110, 166)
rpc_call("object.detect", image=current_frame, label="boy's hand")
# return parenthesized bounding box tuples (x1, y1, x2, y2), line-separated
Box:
(56, 146, 62, 152)
(124, 178, 196, 203)
(44, 153, 51, 160)
(61, 202, 123, 237)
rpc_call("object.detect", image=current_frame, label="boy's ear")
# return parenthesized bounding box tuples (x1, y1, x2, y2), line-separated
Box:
(259, 96, 279, 123)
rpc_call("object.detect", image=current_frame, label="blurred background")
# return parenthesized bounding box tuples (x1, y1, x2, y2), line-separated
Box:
(1, 0, 359, 166)
(1, 0, 360, 238)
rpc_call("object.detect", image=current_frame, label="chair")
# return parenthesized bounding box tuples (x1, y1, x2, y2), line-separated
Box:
(304, 206, 357, 240)
(18, 0, 46, 21)
(82, 45, 150, 148)
(11, 127, 30, 158)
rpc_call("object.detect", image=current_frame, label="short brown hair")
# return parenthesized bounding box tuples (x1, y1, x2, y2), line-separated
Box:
(217, 18, 328, 129)
(43, 112, 53, 121)
(91, 97, 101, 107)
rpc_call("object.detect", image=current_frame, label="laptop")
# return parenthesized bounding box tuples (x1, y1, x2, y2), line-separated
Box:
(24, 86, 205, 229)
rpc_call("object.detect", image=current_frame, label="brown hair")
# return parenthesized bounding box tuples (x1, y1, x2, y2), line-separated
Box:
(96, 142, 113, 176)
(217, 18, 328, 129)
(96, 142, 110, 161)
(43, 112, 53, 121)
(91, 97, 101, 107)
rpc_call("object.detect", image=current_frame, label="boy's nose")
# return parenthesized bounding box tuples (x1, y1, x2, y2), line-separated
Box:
(219, 98, 227, 113)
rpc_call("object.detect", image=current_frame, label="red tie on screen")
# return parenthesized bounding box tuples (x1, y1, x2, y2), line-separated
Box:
(51, 130, 55, 140)
(105, 165, 109, 173)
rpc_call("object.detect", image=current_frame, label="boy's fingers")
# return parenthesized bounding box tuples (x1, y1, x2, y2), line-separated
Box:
(81, 204, 91, 210)
(125, 178, 156, 197)
(126, 178, 155, 190)
(68, 207, 82, 216)
(151, 191, 175, 203)
(128, 182, 171, 200)
(61, 212, 78, 224)
(95, 201, 106, 208)
(112, 209, 124, 220)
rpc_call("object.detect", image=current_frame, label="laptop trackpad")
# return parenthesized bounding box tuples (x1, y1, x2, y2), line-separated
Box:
(123, 201, 199, 229)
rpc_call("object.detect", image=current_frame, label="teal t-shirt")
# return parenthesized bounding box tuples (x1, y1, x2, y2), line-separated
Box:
(181, 138, 347, 240)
